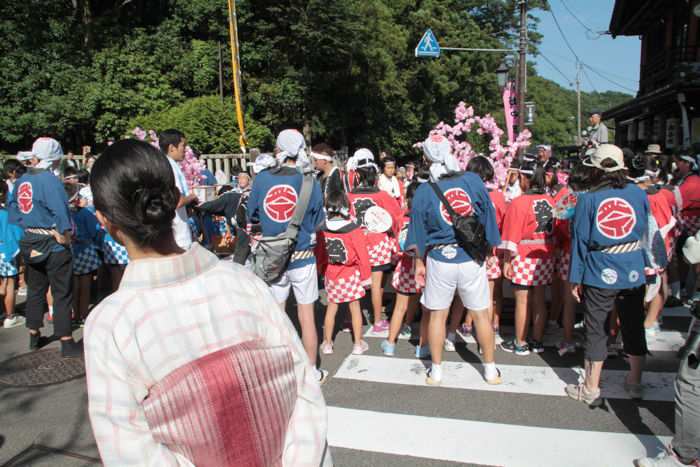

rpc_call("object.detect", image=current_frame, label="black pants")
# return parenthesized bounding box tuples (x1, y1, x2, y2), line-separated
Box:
(25, 249, 74, 338)
(583, 285, 647, 361)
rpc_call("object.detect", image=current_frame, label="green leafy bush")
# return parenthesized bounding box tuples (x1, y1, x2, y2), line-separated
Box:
(130, 95, 273, 154)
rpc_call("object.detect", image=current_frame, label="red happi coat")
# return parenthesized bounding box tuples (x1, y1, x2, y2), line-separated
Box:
(648, 187, 677, 256)
(347, 187, 403, 262)
(317, 219, 371, 285)
(500, 192, 556, 259)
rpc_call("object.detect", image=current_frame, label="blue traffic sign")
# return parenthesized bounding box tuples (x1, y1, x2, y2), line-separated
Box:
(415, 29, 440, 58)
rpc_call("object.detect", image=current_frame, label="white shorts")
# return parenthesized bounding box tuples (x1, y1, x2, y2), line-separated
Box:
(269, 262, 319, 305)
(421, 257, 489, 311)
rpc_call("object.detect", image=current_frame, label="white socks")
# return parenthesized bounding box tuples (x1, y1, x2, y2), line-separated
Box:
(484, 362, 498, 381)
(430, 363, 443, 381)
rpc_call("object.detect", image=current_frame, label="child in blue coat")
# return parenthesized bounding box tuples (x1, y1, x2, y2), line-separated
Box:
(0, 181, 24, 328)
(65, 184, 102, 325)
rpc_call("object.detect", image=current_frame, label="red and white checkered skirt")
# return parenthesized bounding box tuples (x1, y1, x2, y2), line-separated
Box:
(368, 236, 398, 267)
(486, 255, 502, 280)
(681, 215, 700, 237)
(511, 255, 555, 287)
(325, 270, 366, 304)
(557, 251, 571, 281)
(392, 255, 420, 295)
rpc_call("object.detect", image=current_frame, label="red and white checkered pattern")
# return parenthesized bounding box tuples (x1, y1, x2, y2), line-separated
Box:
(557, 251, 571, 281)
(681, 215, 700, 236)
(392, 255, 420, 295)
(511, 255, 555, 286)
(325, 270, 366, 304)
(368, 236, 398, 267)
(486, 255, 501, 280)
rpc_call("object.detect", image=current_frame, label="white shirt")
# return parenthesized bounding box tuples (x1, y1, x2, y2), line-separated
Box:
(167, 156, 193, 250)
(84, 245, 330, 466)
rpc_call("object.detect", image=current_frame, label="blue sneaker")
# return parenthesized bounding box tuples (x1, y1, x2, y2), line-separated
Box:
(381, 340, 396, 356)
(415, 345, 431, 359)
(500, 339, 530, 356)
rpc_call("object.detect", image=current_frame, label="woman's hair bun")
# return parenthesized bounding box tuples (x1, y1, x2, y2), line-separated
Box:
(136, 187, 177, 225)
(91, 139, 181, 249)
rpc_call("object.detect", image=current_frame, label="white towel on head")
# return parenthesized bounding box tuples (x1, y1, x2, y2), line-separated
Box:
(422, 133, 459, 182)
(347, 148, 378, 172)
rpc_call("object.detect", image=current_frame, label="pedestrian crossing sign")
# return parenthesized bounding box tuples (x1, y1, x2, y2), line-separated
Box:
(415, 29, 440, 58)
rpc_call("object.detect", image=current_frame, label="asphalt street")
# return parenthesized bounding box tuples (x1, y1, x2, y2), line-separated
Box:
(0, 299, 693, 467)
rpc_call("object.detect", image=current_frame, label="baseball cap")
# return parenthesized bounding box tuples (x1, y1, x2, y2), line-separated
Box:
(582, 144, 625, 172)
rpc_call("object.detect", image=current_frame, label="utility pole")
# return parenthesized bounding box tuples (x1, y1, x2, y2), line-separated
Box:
(517, 0, 528, 134)
(218, 41, 224, 104)
(576, 61, 582, 145)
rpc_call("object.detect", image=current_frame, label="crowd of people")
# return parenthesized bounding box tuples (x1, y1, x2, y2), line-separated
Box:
(0, 128, 698, 466)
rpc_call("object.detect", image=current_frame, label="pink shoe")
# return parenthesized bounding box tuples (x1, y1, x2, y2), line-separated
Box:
(372, 319, 389, 332)
(352, 340, 369, 355)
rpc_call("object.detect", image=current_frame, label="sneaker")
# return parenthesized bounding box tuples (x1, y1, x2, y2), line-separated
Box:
(317, 368, 329, 385)
(320, 342, 334, 355)
(371, 319, 389, 333)
(664, 296, 683, 308)
(528, 340, 544, 354)
(459, 324, 472, 337)
(493, 330, 504, 346)
(60, 339, 83, 359)
(3, 315, 25, 329)
(557, 341, 577, 357)
(634, 446, 698, 467)
(444, 338, 456, 352)
(415, 345, 431, 359)
(425, 368, 442, 386)
(501, 339, 530, 356)
(485, 368, 502, 385)
(565, 383, 601, 406)
(624, 382, 645, 400)
(352, 340, 369, 355)
(381, 340, 396, 356)
(574, 320, 585, 330)
(399, 324, 412, 339)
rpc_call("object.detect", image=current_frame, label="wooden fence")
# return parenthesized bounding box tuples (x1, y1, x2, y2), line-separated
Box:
(0, 153, 253, 182)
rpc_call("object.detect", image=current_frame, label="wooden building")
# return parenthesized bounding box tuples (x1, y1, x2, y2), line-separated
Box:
(605, 0, 700, 151)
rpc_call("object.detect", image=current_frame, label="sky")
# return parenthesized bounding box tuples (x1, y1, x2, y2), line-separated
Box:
(532, 0, 640, 95)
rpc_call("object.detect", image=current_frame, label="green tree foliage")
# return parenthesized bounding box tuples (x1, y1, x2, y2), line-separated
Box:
(131, 95, 273, 153)
(527, 76, 631, 146)
(0, 0, 626, 157)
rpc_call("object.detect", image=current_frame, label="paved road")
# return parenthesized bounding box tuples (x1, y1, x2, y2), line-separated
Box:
(0, 303, 693, 466)
(320, 306, 692, 467)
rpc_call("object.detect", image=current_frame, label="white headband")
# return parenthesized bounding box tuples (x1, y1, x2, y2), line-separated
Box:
(311, 151, 333, 162)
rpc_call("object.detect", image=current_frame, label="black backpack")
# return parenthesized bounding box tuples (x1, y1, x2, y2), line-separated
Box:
(429, 182, 488, 265)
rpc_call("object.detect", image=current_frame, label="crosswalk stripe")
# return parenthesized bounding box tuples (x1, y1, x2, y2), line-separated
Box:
(327, 406, 672, 467)
(365, 325, 687, 352)
(333, 355, 676, 401)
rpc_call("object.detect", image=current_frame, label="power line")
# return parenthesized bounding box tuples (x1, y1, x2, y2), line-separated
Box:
(558, 0, 608, 40)
(583, 63, 639, 85)
(583, 64, 637, 93)
(548, 4, 581, 63)
(582, 67, 599, 94)
(537, 52, 574, 87)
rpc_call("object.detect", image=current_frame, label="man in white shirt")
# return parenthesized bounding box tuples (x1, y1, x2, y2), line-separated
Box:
(159, 129, 197, 250)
